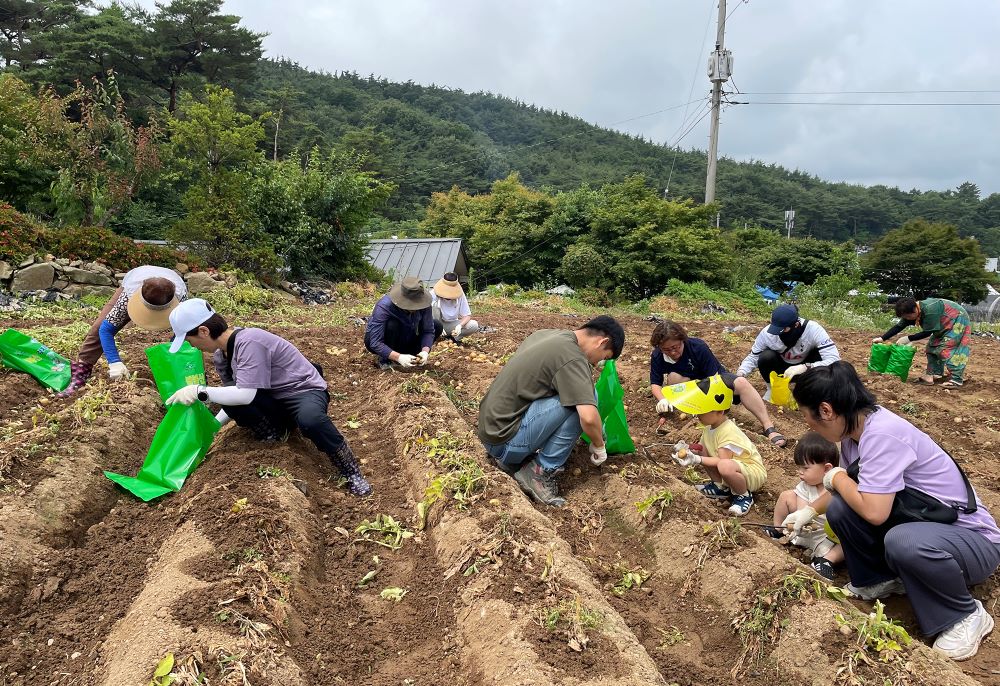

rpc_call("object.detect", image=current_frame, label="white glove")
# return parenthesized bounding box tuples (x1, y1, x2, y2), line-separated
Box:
(783, 364, 808, 379)
(595, 359, 606, 371)
(672, 448, 701, 467)
(452, 324, 462, 338)
(418, 350, 429, 365)
(871, 337, 884, 344)
(396, 354, 416, 368)
(896, 336, 912, 346)
(655, 398, 672, 414)
(781, 506, 817, 537)
(589, 444, 608, 466)
(108, 361, 129, 381)
(215, 409, 232, 426)
(823, 466, 848, 492)
(166, 384, 201, 406)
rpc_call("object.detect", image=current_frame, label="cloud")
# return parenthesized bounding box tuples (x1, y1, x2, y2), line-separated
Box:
(136, 0, 1000, 194)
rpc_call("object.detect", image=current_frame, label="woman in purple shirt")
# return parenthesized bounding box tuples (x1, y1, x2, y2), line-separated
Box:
(783, 361, 1000, 660)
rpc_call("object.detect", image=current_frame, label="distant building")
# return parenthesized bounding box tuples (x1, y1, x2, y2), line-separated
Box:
(985, 257, 998, 273)
(365, 238, 469, 285)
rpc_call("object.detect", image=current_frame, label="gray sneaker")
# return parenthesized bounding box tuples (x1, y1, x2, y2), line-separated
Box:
(513, 460, 566, 507)
(845, 578, 906, 600)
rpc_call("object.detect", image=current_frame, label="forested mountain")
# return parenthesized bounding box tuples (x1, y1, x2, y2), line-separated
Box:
(2, 0, 999, 253)
(247, 59, 1000, 251)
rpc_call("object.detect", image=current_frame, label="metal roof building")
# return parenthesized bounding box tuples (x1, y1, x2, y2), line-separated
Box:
(365, 238, 469, 285)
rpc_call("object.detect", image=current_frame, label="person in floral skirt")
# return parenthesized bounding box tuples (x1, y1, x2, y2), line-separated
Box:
(874, 297, 972, 387)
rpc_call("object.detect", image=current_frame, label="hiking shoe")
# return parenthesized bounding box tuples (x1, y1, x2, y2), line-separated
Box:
(727, 493, 753, 516)
(696, 482, 733, 500)
(933, 599, 994, 661)
(513, 460, 566, 507)
(845, 578, 906, 600)
(810, 556, 835, 581)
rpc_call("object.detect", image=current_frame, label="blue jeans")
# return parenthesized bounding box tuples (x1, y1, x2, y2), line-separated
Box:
(482, 396, 582, 471)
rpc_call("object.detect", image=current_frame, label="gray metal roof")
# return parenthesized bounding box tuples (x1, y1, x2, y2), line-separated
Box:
(365, 238, 468, 284)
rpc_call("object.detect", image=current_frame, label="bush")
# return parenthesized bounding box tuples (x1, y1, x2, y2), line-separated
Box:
(661, 279, 769, 316)
(0, 203, 46, 262)
(44, 226, 180, 272)
(203, 280, 280, 319)
(575, 287, 612, 307)
(560, 244, 608, 290)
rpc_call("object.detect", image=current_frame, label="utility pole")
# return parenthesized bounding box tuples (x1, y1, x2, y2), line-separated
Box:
(784, 209, 795, 239)
(704, 0, 732, 205)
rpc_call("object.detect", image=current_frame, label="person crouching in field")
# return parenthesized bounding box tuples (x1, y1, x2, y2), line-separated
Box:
(163, 298, 372, 497)
(365, 276, 442, 370)
(874, 296, 972, 387)
(649, 320, 787, 448)
(58, 265, 186, 396)
(768, 431, 844, 580)
(668, 374, 767, 516)
(432, 272, 480, 342)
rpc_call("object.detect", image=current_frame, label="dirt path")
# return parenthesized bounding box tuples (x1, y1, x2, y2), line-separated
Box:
(1, 304, 999, 684)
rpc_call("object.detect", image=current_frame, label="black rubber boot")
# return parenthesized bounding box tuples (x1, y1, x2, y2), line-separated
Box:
(331, 443, 372, 497)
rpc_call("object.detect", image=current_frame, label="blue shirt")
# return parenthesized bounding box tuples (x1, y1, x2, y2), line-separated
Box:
(365, 294, 435, 359)
(649, 337, 727, 385)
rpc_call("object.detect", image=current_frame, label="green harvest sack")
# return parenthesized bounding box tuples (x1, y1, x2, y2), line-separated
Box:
(104, 401, 220, 501)
(146, 341, 206, 403)
(884, 345, 917, 382)
(582, 359, 635, 455)
(867, 343, 892, 373)
(0, 328, 72, 392)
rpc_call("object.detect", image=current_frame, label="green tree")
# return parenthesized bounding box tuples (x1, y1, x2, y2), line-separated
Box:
(254, 148, 394, 279)
(0, 0, 82, 70)
(147, 0, 264, 111)
(560, 243, 607, 290)
(863, 219, 992, 303)
(166, 86, 275, 272)
(757, 238, 857, 292)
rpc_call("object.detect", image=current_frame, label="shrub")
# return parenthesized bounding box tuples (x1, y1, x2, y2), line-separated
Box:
(661, 279, 769, 316)
(44, 226, 180, 272)
(560, 244, 608, 290)
(575, 287, 612, 307)
(0, 204, 46, 262)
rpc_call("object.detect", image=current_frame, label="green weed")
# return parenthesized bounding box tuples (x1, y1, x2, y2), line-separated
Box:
(899, 401, 919, 415)
(656, 626, 685, 649)
(415, 431, 489, 528)
(354, 513, 414, 550)
(400, 374, 432, 395)
(635, 490, 674, 521)
(256, 465, 288, 479)
(611, 561, 650, 596)
(538, 595, 604, 651)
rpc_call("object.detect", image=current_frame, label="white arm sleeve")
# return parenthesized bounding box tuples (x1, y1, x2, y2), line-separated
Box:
(205, 386, 257, 406)
(736, 328, 769, 377)
(807, 322, 841, 368)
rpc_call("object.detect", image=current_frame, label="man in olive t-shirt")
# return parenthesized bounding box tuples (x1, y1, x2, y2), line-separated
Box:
(478, 315, 625, 507)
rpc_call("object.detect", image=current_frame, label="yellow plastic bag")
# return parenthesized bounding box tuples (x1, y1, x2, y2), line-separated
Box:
(768, 371, 798, 410)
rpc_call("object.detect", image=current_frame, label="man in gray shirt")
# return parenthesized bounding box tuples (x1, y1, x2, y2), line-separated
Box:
(162, 299, 371, 497)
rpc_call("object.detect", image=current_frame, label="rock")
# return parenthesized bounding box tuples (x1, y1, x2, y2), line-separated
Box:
(185, 271, 222, 295)
(223, 273, 238, 288)
(114, 272, 128, 281)
(546, 284, 576, 296)
(11, 262, 55, 291)
(18, 254, 36, 268)
(63, 284, 116, 300)
(52, 280, 69, 290)
(82, 261, 114, 277)
(62, 266, 115, 286)
(174, 262, 189, 274)
(0, 261, 12, 280)
(43, 253, 55, 262)
(55, 258, 70, 266)
(69, 260, 82, 267)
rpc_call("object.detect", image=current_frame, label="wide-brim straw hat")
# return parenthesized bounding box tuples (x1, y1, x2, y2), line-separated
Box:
(389, 276, 432, 311)
(433, 273, 464, 300)
(126, 289, 180, 331)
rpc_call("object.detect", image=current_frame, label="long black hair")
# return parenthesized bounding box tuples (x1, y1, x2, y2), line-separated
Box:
(791, 361, 877, 435)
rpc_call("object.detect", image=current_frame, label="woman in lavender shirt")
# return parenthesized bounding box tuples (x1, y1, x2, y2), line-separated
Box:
(782, 361, 1000, 660)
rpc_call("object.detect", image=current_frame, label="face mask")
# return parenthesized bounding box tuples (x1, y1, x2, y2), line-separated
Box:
(662, 353, 677, 364)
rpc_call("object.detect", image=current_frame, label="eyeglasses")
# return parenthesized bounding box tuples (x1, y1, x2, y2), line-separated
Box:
(659, 341, 683, 355)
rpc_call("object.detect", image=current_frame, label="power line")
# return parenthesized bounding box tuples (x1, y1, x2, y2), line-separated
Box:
(733, 100, 1000, 106)
(741, 89, 1000, 95)
(665, 0, 718, 196)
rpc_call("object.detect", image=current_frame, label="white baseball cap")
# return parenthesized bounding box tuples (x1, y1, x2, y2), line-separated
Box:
(168, 298, 216, 353)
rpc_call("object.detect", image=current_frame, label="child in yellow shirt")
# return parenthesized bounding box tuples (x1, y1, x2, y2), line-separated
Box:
(667, 374, 767, 516)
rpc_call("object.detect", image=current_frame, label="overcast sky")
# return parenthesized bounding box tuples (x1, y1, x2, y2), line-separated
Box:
(145, 1, 1000, 195)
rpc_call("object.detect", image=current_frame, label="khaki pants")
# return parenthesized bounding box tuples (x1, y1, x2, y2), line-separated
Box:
(77, 288, 124, 365)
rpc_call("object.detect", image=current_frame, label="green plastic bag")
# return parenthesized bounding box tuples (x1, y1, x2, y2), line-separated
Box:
(884, 345, 916, 382)
(104, 402, 220, 501)
(0, 328, 71, 392)
(582, 359, 635, 455)
(146, 341, 206, 403)
(867, 343, 892, 373)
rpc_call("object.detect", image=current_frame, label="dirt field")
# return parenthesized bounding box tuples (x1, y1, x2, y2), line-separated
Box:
(2, 298, 1000, 685)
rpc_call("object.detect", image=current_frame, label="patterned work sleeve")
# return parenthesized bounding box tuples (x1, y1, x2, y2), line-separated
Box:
(103, 290, 131, 328)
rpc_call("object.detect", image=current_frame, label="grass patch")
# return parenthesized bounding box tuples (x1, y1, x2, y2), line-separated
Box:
(538, 594, 604, 652)
(413, 431, 489, 528)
